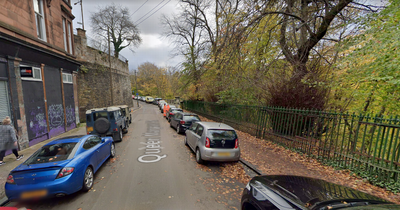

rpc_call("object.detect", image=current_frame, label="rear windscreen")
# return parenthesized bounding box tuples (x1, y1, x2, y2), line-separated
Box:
(24, 143, 78, 165)
(171, 109, 183, 113)
(93, 112, 108, 121)
(183, 115, 200, 121)
(207, 130, 236, 140)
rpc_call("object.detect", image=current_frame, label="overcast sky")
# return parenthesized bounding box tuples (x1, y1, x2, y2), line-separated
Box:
(71, 0, 183, 71)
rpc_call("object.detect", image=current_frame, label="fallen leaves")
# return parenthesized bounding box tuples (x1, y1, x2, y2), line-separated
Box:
(190, 112, 400, 204)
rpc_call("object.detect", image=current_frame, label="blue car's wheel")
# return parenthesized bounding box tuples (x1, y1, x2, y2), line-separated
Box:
(82, 167, 94, 192)
(110, 143, 116, 158)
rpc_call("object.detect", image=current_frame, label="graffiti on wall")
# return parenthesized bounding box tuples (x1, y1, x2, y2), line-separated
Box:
(29, 107, 47, 138)
(48, 104, 64, 129)
(66, 105, 75, 125)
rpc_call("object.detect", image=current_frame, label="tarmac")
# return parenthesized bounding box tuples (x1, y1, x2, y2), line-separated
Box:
(0, 104, 141, 205)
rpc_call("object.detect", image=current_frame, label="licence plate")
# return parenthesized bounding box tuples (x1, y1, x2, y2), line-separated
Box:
(21, 190, 47, 199)
(218, 152, 231, 157)
(87, 127, 93, 132)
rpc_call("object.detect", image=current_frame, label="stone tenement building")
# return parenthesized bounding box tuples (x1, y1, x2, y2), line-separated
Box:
(74, 29, 133, 121)
(0, 0, 80, 150)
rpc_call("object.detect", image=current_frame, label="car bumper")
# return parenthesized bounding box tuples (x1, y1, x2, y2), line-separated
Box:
(201, 148, 240, 162)
(179, 125, 189, 131)
(5, 173, 82, 200)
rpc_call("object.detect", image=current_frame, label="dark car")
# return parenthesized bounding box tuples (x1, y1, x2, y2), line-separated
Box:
(85, 107, 127, 142)
(241, 175, 399, 210)
(165, 105, 177, 120)
(152, 98, 162, 105)
(167, 108, 183, 122)
(170, 112, 200, 134)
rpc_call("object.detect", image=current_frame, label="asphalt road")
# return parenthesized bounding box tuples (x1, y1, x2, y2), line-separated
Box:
(8, 102, 243, 210)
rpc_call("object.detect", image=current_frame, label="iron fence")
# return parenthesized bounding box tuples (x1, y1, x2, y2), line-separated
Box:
(182, 100, 400, 184)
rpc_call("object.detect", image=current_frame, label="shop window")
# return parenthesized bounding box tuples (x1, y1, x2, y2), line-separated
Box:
(20, 66, 42, 81)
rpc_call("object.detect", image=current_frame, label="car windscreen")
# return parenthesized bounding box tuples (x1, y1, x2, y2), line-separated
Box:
(93, 111, 108, 121)
(183, 115, 200, 121)
(171, 109, 183, 113)
(24, 143, 78, 165)
(207, 129, 237, 140)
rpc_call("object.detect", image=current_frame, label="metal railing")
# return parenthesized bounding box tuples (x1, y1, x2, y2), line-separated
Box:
(182, 100, 400, 184)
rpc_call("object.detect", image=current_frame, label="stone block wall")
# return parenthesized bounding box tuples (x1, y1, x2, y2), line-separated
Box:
(74, 29, 133, 121)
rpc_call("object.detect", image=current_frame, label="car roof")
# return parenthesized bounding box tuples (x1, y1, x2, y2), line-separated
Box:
(196, 122, 234, 130)
(253, 175, 390, 209)
(44, 135, 87, 145)
(110, 105, 128, 109)
(85, 107, 120, 114)
(180, 112, 197, 116)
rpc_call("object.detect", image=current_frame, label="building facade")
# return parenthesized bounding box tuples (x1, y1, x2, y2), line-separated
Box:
(0, 0, 80, 150)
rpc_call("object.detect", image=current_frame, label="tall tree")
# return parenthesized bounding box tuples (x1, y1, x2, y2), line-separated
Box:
(90, 4, 142, 58)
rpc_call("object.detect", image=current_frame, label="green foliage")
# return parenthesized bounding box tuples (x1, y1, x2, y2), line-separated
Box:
(332, 0, 400, 115)
(80, 65, 89, 74)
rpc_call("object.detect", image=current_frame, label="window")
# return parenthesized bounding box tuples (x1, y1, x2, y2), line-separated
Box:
(196, 125, 204, 136)
(62, 73, 72, 83)
(83, 137, 101, 150)
(33, 0, 46, 41)
(62, 18, 73, 54)
(62, 18, 68, 51)
(67, 21, 73, 53)
(189, 123, 198, 131)
(20, 66, 42, 81)
(24, 143, 78, 164)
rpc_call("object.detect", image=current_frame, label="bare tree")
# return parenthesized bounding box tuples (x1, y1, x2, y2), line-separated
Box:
(162, 0, 210, 97)
(90, 4, 142, 58)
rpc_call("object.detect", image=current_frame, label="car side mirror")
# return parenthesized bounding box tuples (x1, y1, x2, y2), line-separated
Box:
(101, 138, 105, 143)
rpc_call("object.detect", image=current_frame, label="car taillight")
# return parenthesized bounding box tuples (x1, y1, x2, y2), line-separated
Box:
(205, 137, 210, 148)
(7, 175, 15, 184)
(180, 121, 185, 125)
(56, 167, 74, 179)
(170, 113, 174, 115)
(235, 139, 239, 149)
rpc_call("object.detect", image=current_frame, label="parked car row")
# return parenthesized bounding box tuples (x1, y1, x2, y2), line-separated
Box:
(155, 100, 241, 164)
(152, 102, 400, 210)
(4, 105, 133, 201)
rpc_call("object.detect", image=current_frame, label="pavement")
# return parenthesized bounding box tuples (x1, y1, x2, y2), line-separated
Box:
(0, 104, 141, 205)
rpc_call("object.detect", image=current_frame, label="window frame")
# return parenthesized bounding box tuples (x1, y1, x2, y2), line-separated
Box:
(20, 66, 42, 82)
(196, 125, 204, 136)
(33, 0, 47, 41)
(62, 73, 73, 84)
(67, 21, 73, 54)
(62, 17, 68, 52)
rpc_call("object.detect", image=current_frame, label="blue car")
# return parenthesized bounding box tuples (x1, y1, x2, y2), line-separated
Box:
(5, 135, 115, 200)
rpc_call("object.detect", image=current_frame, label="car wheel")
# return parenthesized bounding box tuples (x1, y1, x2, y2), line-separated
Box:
(196, 148, 204, 164)
(170, 122, 173, 128)
(110, 143, 116, 158)
(176, 126, 181, 134)
(184, 136, 188, 146)
(126, 121, 129, 128)
(82, 167, 94, 192)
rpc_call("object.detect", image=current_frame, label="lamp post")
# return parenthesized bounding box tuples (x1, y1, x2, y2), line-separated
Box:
(135, 70, 139, 107)
(74, 0, 84, 30)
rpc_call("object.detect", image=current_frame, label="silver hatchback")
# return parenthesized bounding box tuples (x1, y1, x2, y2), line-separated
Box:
(185, 122, 240, 164)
